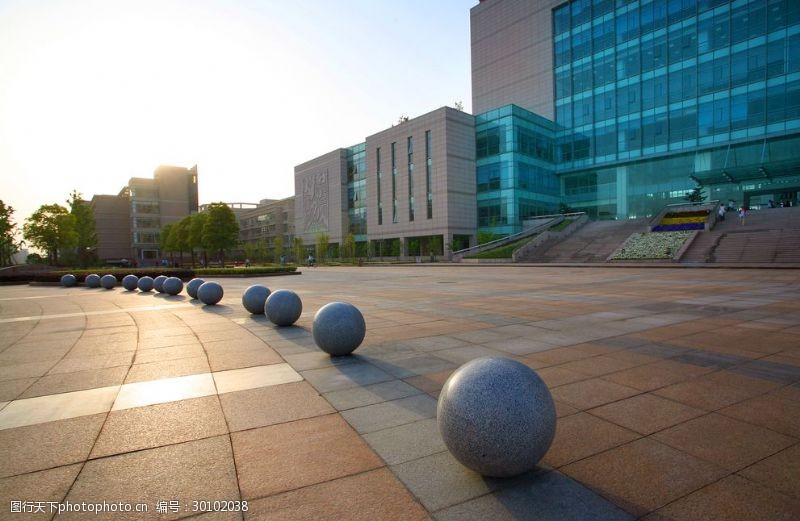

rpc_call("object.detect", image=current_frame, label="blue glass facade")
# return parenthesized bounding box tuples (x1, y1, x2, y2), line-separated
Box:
(479, 0, 800, 232)
(476, 105, 560, 235)
(346, 143, 367, 239)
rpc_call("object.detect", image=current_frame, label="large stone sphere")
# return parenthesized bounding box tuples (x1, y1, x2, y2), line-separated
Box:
(137, 276, 154, 292)
(61, 274, 77, 287)
(312, 302, 365, 356)
(437, 357, 556, 478)
(122, 274, 139, 291)
(163, 276, 184, 295)
(186, 278, 205, 299)
(85, 274, 101, 288)
(197, 281, 223, 305)
(265, 289, 302, 326)
(242, 285, 271, 314)
(154, 275, 168, 293)
(100, 274, 117, 289)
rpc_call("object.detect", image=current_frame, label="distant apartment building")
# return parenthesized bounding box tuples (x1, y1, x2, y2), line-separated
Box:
(92, 165, 199, 265)
(239, 197, 295, 250)
(90, 194, 131, 261)
(294, 106, 476, 256)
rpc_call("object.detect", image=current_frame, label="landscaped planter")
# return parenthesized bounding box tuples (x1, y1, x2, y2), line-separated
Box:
(610, 231, 694, 260)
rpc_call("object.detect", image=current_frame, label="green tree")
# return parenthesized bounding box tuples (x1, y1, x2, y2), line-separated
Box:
(315, 232, 329, 263)
(559, 202, 575, 214)
(67, 191, 97, 267)
(172, 217, 192, 267)
(0, 200, 23, 266)
(342, 233, 355, 261)
(160, 223, 176, 264)
(203, 202, 239, 266)
(242, 241, 256, 264)
(272, 236, 284, 264)
(189, 212, 208, 267)
(429, 235, 443, 259)
(684, 186, 707, 203)
(255, 239, 268, 263)
(293, 237, 305, 263)
(23, 204, 77, 265)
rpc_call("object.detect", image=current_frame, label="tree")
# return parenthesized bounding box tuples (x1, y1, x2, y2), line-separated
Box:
(342, 233, 355, 261)
(293, 237, 305, 263)
(175, 215, 193, 267)
(559, 202, 575, 214)
(160, 223, 176, 264)
(429, 235, 443, 259)
(272, 236, 284, 264)
(397, 115, 409, 124)
(0, 200, 23, 266)
(67, 191, 97, 267)
(684, 186, 707, 203)
(189, 212, 208, 267)
(315, 232, 329, 263)
(203, 202, 239, 266)
(454, 100, 464, 111)
(23, 204, 77, 265)
(242, 241, 256, 264)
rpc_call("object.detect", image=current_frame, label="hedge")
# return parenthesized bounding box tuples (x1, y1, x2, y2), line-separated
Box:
(0, 266, 296, 284)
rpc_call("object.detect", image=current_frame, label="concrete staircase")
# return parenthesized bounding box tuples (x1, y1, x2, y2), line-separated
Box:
(522, 218, 649, 263)
(681, 207, 800, 263)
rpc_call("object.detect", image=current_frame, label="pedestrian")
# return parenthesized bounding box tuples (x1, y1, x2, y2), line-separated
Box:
(718, 204, 726, 221)
(738, 207, 746, 225)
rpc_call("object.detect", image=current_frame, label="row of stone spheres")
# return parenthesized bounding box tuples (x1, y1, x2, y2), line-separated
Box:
(61, 274, 556, 478)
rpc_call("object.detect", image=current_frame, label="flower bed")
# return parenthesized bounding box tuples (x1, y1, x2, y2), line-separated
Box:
(651, 222, 705, 232)
(663, 210, 710, 219)
(660, 216, 707, 225)
(610, 231, 694, 260)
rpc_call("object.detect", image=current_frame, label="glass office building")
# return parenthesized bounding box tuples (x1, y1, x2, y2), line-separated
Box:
(475, 0, 800, 235)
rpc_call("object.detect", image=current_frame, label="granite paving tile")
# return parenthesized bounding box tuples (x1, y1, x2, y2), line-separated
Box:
(124, 356, 210, 383)
(561, 437, 727, 517)
(219, 381, 334, 432)
(0, 464, 82, 519)
(363, 417, 446, 465)
(0, 414, 106, 478)
(551, 378, 641, 410)
(589, 394, 707, 435)
(433, 470, 634, 521)
(300, 362, 395, 393)
(323, 379, 423, 411)
(62, 435, 240, 521)
(232, 414, 382, 499)
(341, 394, 438, 434)
(738, 443, 800, 500)
(643, 475, 800, 521)
(718, 390, 800, 437)
(653, 413, 795, 471)
(244, 468, 429, 521)
(543, 412, 640, 468)
(91, 395, 229, 458)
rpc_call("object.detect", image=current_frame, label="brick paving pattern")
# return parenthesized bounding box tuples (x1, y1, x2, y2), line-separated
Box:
(0, 266, 799, 519)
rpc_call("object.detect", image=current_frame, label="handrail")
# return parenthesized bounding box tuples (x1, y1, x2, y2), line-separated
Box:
(453, 212, 586, 256)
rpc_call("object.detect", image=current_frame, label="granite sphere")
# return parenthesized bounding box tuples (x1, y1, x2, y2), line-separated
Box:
(122, 274, 139, 291)
(186, 278, 205, 299)
(100, 274, 117, 289)
(163, 277, 184, 295)
(265, 289, 302, 326)
(85, 274, 101, 288)
(312, 302, 365, 356)
(137, 276, 154, 292)
(153, 275, 168, 293)
(242, 285, 271, 314)
(61, 274, 77, 287)
(197, 281, 223, 305)
(437, 357, 556, 478)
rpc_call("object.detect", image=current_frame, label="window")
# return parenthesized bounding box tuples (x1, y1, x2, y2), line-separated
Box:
(408, 136, 414, 222)
(642, 34, 667, 72)
(641, 0, 667, 34)
(391, 142, 397, 223)
(747, 45, 766, 83)
(642, 75, 668, 110)
(668, 0, 695, 24)
(571, 0, 591, 26)
(554, 4, 570, 35)
(556, 70, 572, 99)
(616, 84, 641, 116)
(593, 54, 616, 87)
(731, 93, 748, 130)
(747, 89, 766, 127)
(574, 98, 593, 126)
(595, 124, 617, 156)
(476, 128, 502, 157)
(595, 90, 616, 122)
(668, 29, 697, 64)
(376, 147, 382, 225)
(767, 38, 786, 79)
(642, 113, 668, 148)
(425, 130, 432, 219)
(573, 63, 593, 94)
(668, 66, 696, 103)
(618, 118, 641, 152)
(767, 83, 786, 123)
(617, 46, 640, 80)
(668, 106, 698, 143)
(572, 28, 592, 60)
(593, 20, 615, 52)
(616, 9, 639, 44)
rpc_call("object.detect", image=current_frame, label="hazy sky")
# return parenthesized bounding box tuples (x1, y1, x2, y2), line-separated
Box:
(0, 0, 475, 225)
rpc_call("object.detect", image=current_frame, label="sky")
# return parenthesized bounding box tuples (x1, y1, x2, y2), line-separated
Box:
(0, 0, 475, 228)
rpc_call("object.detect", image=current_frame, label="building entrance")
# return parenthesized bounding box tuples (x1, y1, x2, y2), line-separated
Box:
(744, 188, 799, 209)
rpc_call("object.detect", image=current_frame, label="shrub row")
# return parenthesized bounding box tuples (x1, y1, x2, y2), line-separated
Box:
(1, 266, 296, 284)
(652, 223, 705, 232)
(663, 210, 710, 219)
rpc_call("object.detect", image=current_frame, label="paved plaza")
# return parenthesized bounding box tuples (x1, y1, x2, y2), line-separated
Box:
(0, 266, 799, 520)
